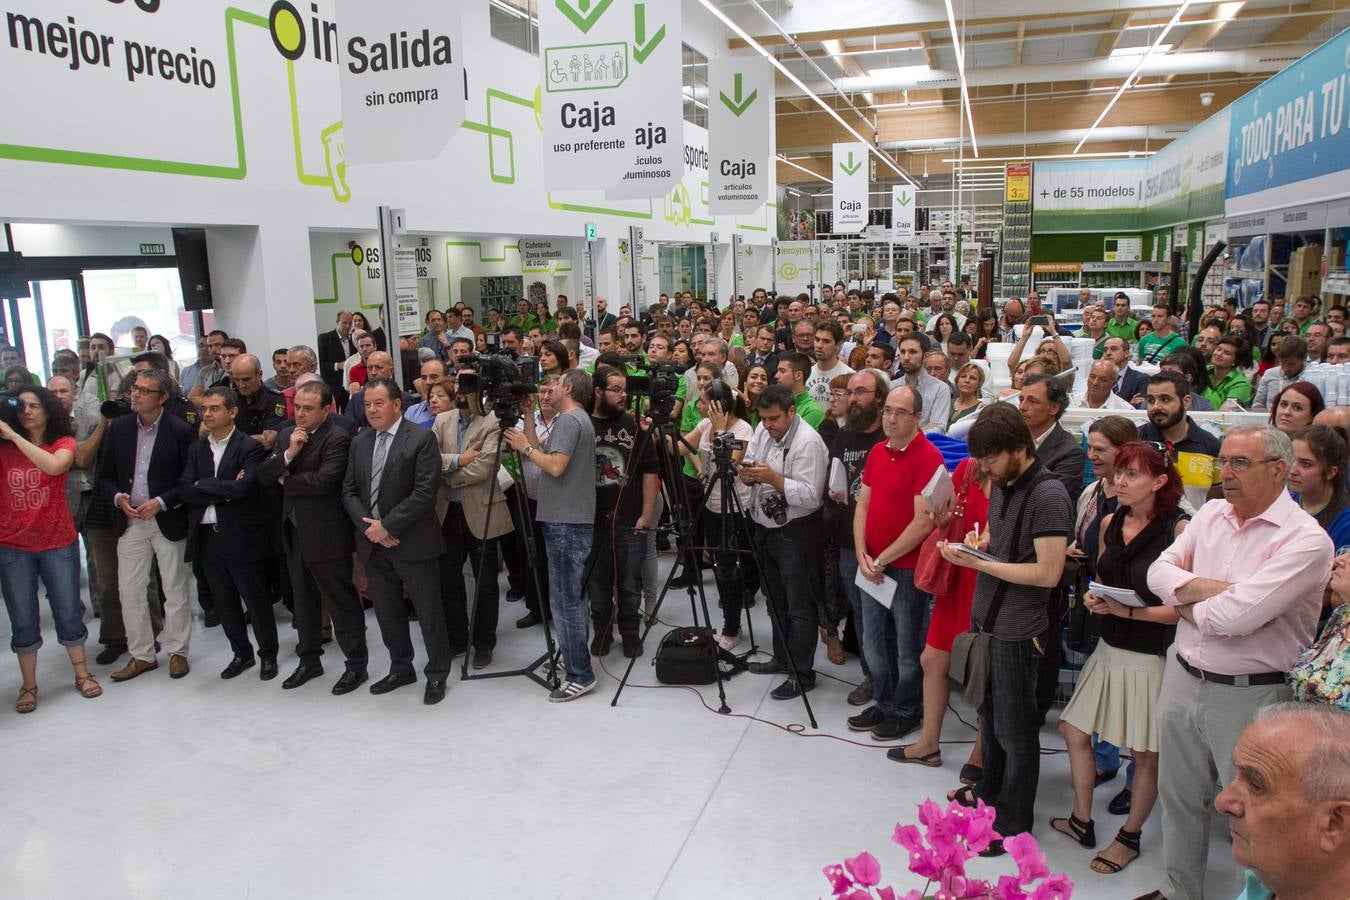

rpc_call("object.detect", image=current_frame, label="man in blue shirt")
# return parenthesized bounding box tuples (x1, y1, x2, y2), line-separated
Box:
(403, 358, 446, 427)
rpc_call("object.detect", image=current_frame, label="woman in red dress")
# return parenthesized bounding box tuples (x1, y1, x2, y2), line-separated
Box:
(888, 455, 990, 770)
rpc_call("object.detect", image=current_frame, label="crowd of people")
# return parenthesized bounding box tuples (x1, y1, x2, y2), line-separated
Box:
(2, 281, 1349, 899)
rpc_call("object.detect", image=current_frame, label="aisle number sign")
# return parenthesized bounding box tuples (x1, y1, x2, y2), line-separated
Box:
(1006, 163, 1031, 203)
(540, 0, 683, 194)
(708, 57, 773, 215)
(891, 186, 916, 242)
(832, 142, 868, 234)
(335, 0, 466, 164)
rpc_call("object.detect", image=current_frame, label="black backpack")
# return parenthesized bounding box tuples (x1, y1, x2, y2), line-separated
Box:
(653, 627, 719, 685)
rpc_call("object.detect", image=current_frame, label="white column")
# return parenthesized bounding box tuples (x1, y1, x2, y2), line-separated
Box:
(205, 222, 319, 355)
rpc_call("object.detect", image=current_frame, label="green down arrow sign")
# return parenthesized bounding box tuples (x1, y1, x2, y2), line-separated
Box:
(895, 191, 912, 206)
(633, 4, 665, 63)
(839, 151, 862, 176)
(719, 73, 758, 117)
(555, 0, 613, 33)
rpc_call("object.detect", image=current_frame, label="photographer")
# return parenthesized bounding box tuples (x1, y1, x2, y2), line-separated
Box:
(585, 365, 660, 659)
(681, 379, 753, 651)
(434, 367, 511, 669)
(740, 384, 829, 700)
(505, 369, 598, 703)
(0, 385, 100, 712)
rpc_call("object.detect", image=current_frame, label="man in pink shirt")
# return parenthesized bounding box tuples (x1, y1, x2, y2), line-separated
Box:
(1140, 425, 1332, 900)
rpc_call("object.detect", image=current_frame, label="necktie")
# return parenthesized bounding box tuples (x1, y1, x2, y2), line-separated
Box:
(369, 431, 390, 517)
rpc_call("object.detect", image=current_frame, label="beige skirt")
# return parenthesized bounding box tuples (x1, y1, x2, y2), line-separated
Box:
(1059, 640, 1166, 753)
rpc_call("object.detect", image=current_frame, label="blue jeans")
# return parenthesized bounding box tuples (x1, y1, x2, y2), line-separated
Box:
(976, 636, 1043, 838)
(541, 522, 594, 685)
(0, 541, 86, 655)
(1093, 735, 1137, 788)
(859, 568, 929, 719)
(586, 523, 646, 636)
(837, 548, 871, 680)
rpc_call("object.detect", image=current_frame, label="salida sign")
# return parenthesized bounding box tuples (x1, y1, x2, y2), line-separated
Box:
(332, 0, 466, 164)
(541, 0, 683, 195)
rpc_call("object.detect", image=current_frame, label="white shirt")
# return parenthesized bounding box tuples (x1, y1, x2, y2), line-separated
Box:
(577, 343, 599, 369)
(200, 427, 236, 525)
(805, 359, 855, 407)
(1070, 389, 1134, 411)
(742, 416, 828, 528)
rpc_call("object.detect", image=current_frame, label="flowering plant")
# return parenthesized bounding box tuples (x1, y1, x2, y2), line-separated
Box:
(821, 799, 1073, 900)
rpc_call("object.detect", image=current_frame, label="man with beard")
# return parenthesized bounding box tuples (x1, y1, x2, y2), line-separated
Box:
(583, 366, 659, 657)
(1138, 370, 1222, 510)
(806, 320, 855, 408)
(894, 334, 951, 433)
(829, 370, 890, 708)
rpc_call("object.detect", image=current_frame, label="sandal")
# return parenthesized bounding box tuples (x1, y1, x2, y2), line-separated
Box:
(1049, 813, 1097, 848)
(75, 673, 103, 699)
(1090, 828, 1141, 875)
(16, 685, 37, 714)
(947, 784, 979, 808)
(960, 764, 983, 785)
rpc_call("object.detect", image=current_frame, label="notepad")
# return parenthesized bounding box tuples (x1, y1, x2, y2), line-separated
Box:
(1087, 581, 1148, 608)
(853, 568, 896, 610)
(921, 465, 954, 512)
(946, 542, 997, 563)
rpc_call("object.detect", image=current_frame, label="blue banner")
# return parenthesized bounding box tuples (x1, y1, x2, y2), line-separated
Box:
(1227, 28, 1350, 203)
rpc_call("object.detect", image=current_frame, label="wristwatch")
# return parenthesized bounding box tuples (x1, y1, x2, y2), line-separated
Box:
(523, 446, 534, 458)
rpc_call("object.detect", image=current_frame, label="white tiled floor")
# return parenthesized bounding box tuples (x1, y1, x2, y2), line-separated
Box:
(1, 565, 1242, 899)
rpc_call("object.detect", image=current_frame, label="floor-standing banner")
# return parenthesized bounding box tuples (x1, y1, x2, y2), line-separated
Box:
(335, 0, 466, 164)
(708, 56, 772, 215)
(832, 142, 868, 234)
(541, 0, 683, 194)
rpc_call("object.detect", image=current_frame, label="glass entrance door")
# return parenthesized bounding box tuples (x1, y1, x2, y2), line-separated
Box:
(1, 279, 80, 380)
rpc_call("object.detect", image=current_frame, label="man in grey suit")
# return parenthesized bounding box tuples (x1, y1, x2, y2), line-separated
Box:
(341, 378, 452, 705)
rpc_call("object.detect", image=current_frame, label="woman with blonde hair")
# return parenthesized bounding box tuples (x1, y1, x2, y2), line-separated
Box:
(948, 363, 986, 427)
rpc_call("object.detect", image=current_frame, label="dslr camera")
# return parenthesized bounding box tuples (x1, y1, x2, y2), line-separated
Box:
(760, 490, 789, 526)
(458, 349, 539, 429)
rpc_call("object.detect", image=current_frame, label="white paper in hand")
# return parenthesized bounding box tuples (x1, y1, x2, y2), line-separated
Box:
(829, 458, 848, 496)
(1087, 581, 1148, 608)
(853, 567, 896, 609)
(922, 465, 954, 512)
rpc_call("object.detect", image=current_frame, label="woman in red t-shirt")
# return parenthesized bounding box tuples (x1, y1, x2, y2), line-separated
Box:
(0, 386, 100, 712)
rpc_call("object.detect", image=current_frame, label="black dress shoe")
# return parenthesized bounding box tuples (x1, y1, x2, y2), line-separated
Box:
(220, 656, 256, 679)
(423, 679, 447, 705)
(515, 611, 542, 628)
(472, 648, 493, 670)
(1109, 788, 1133, 816)
(259, 658, 279, 681)
(770, 677, 815, 700)
(95, 644, 126, 666)
(369, 671, 416, 695)
(749, 658, 788, 675)
(331, 669, 368, 695)
(282, 663, 324, 690)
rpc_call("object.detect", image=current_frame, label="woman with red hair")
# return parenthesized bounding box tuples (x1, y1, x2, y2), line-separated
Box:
(1049, 441, 1189, 877)
(1269, 381, 1324, 438)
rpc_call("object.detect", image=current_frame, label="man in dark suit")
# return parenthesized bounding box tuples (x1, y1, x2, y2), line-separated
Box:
(345, 351, 419, 431)
(180, 387, 276, 680)
(586, 296, 618, 341)
(98, 368, 198, 682)
(258, 380, 370, 694)
(318, 310, 357, 411)
(1102, 337, 1148, 406)
(341, 378, 452, 705)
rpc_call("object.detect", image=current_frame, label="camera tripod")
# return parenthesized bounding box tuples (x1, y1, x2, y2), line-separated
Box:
(611, 415, 820, 728)
(459, 412, 560, 692)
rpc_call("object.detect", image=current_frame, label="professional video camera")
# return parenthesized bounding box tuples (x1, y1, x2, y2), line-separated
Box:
(101, 397, 132, 419)
(622, 357, 685, 422)
(710, 430, 746, 466)
(458, 349, 539, 429)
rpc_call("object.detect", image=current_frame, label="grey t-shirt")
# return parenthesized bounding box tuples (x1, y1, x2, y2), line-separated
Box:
(536, 407, 597, 525)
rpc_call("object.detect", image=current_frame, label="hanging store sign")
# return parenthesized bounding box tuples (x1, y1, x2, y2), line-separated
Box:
(541, 0, 683, 195)
(1005, 163, 1031, 203)
(335, 0, 466, 164)
(832, 142, 868, 234)
(707, 56, 772, 215)
(891, 185, 916, 242)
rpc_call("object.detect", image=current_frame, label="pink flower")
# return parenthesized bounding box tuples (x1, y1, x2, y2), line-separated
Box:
(992, 874, 1030, 900)
(876, 887, 897, 900)
(1004, 833, 1050, 885)
(962, 809, 998, 854)
(892, 824, 925, 854)
(1030, 873, 1075, 900)
(822, 863, 853, 896)
(846, 852, 881, 887)
(842, 891, 873, 900)
(918, 799, 946, 828)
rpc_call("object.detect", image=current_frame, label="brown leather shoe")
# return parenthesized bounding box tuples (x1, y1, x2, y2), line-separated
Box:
(169, 654, 190, 679)
(110, 658, 159, 682)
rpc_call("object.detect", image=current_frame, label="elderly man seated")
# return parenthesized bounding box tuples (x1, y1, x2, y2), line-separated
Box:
(1216, 703, 1350, 900)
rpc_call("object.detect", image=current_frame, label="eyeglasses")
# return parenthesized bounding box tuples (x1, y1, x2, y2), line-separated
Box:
(1212, 455, 1281, 473)
(1143, 441, 1174, 465)
(603, 386, 627, 395)
(882, 407, 915, 418)
(828, 391, 849, 400)
(847, 388, 876, 398)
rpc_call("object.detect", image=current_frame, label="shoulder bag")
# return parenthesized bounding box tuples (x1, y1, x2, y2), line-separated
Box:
(914, 463, 976, 596)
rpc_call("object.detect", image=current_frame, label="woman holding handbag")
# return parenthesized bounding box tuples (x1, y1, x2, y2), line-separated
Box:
(888, 454, 991, 767)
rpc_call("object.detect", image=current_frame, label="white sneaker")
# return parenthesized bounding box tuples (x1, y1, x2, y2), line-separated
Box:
(716, 633, 744, 652)
(548, 679, 597, 703)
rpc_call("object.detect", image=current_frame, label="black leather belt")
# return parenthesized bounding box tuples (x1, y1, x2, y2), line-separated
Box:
(1176, 653, 1286, 687)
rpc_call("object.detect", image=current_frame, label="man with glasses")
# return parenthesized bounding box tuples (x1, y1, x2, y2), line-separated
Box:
(1138, 371, 1221, 510)
(100, 369, 197, 682)
(851, 384, 943, 741)
(1139, 426, 1332, 900)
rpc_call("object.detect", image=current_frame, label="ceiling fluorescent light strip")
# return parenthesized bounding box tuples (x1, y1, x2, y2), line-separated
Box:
(943, 0, 979, 158)
(941, 150, 1157, 163)
(696, 0, 919, 188)
(1074, 1, 1193, 154)
(777, 154, 833, 184)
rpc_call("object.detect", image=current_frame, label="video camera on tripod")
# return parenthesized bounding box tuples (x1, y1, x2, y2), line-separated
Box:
(456, 349, 539, 428)
(710, 430, 746, 465)
(620, 356, 684, 422)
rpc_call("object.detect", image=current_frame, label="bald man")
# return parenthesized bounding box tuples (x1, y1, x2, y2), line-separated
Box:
(1314, 406, 1350, 432)
(228, 354, 286, 451)
(345, 352, 417, 430)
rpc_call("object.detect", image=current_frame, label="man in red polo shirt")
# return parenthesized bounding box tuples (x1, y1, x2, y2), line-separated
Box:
(850, 384, 945, 740)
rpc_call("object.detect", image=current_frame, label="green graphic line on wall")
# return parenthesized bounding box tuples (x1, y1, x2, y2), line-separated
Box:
(288, 60, 349, 201)
(444, 241, 521, 305)
(314, 251, 363, 306)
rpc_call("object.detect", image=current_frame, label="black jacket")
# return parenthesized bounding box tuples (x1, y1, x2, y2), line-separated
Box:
(96, 412, 196, 540)
(341, 419, 445, 562)
(257, 416, 357, 562)
(179, 430, 267, 563)
(1035, 423, 1087, 504)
